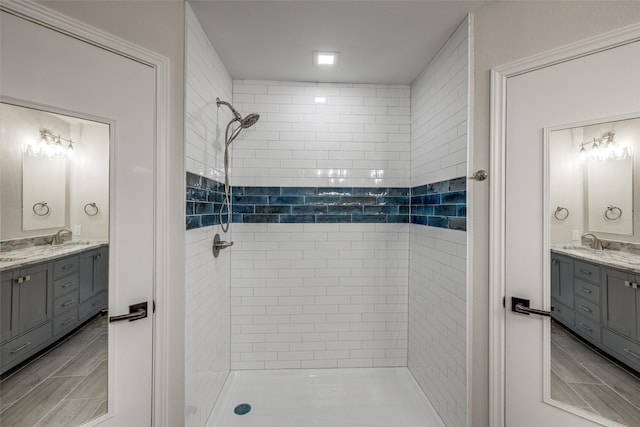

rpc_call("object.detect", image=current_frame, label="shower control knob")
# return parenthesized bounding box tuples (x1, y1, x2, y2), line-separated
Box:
(212, 233, 234, 258)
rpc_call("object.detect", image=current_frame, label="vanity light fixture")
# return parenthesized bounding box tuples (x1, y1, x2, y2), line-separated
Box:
(578, 132, 632, 161)
(24, 129, 76, 159)
(313, 51, 339, 66)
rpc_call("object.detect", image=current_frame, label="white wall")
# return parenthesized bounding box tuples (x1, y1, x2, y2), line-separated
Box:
(232, 80, 410, 188)
(229, 80, 411, 369)
(184, 5, 232, 427)
(230, 223, 408, 369)
(409, 18, 469, 427)
(69, 122, 110, 240)
(549, 129, 584, 245)
(471, 2, 640, 426)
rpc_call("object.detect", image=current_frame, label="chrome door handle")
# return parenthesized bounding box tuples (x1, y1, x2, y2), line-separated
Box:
(468, 170, 488, 181)
(511, 297, 553, 317)
(109, 301, 148, 323)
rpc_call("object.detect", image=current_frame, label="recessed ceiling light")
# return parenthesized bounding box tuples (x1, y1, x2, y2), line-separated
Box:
(315, 97, 327, 103)
(313, 51, 339, 66)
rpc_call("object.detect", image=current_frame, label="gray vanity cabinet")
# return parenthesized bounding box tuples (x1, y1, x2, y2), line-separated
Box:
(551, 251, 640, 373)
(551, 253, 574, 308)
(0, 262, 53, 373)
(1, 245, 108, 374)
(602, 268, 638, 339)
(1, 263, 53, 340)
(18, 263, 52, 333)
(1, 271, 15, 342)
(78, 246, 108, 321)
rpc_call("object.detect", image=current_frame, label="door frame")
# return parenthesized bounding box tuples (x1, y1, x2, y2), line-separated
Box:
(489, 22, 640, 427)
(0, 1, 172, 425)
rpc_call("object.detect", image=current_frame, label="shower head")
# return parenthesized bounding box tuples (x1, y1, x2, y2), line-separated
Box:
(226, 113, 260, 146)
(241, 113, 260, 129)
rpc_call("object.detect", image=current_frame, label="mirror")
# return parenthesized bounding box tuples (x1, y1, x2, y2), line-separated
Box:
(587, 155, 633, 235)
(548, 115, 640, 426)
(0, 102, 109, 426)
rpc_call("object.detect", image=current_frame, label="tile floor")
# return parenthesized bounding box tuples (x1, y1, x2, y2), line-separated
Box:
(206, 367, 446, 427)
(551, 320, 640, 426)
(0, 315, 107, 427)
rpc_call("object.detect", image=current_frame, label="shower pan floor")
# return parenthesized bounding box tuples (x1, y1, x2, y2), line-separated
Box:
(207, 367, 445, 427)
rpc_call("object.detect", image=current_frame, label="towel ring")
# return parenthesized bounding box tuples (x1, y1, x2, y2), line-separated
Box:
(84, 202, 99, 216)
(605, 205, 622, 220)
(553, 206, 569, 220)
(32, 201, 50, 216)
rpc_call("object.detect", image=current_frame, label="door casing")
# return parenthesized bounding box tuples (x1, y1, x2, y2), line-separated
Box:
(489, 21, 640, 427)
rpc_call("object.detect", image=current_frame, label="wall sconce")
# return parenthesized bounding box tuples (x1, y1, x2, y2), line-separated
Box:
(578, 132, 631, 161)
(24, 129, 75, 158)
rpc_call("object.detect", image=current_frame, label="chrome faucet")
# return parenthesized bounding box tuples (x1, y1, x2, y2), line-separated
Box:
(52, 228, 72, 245)
(581, 233, 603, 250)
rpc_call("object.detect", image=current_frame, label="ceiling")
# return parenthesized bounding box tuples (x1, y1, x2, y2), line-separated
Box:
(188, 0, 492, 85)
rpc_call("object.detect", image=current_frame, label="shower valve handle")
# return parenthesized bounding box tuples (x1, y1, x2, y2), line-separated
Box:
(213, 234, 233, 258)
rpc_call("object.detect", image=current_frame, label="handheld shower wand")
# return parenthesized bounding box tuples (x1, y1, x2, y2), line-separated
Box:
(216, 98, 260, 233)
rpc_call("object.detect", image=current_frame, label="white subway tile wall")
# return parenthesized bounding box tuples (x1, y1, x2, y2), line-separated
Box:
(230, 223, 409, 369)
(411, 19, 468, 186)
(228, 80, 413, 369)
(231, 81, 411, 188)
(185, 5, 233, 427)
(409, 226, 467, 427)
(408, 19, 469, 427)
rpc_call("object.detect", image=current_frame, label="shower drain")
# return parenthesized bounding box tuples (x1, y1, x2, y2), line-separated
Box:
(234, 403, 252, 415)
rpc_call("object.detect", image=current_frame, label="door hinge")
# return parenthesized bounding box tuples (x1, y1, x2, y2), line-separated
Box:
(153, 300, 156, 313)
(503, 296, 506, 308)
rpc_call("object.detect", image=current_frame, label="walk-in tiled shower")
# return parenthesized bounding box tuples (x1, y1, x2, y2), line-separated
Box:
(184, 3, 469, 426)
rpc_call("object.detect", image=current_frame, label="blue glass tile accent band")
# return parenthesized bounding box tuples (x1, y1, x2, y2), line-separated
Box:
(410, 177, 466, 231)
(186, 172, 466, 231)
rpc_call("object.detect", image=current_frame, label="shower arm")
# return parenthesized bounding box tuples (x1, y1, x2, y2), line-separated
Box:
(216, 97, 241, 120)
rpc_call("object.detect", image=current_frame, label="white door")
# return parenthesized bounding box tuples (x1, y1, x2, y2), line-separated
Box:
(1, 9, 155, 425)
(499, 36, 640, 425)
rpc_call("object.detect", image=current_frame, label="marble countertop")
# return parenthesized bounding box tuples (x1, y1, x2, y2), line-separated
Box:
(0, 240, 108, 271)
(551, 244, 640, 274)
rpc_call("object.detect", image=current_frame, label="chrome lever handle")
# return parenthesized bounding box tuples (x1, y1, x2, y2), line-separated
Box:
(511, 297, 553, 317)
(109, 308, 146, 323)
(109, 302, 148, 323)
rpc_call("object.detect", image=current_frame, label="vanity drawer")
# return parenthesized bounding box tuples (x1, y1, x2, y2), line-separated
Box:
(53, 308, 79, 337)
(53, 255, 79, 279)
(53, 290, 79, 316)
(603, 328, 640, 372)
(574, 296, 600, 322)
(574, 314, 601, 344)
(574, 279, 600, 304)
(0, 321, 52, 370)
(574, 260, 600, 284)
(551, 298, 575, 327)
(54, 273, 79, 297)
